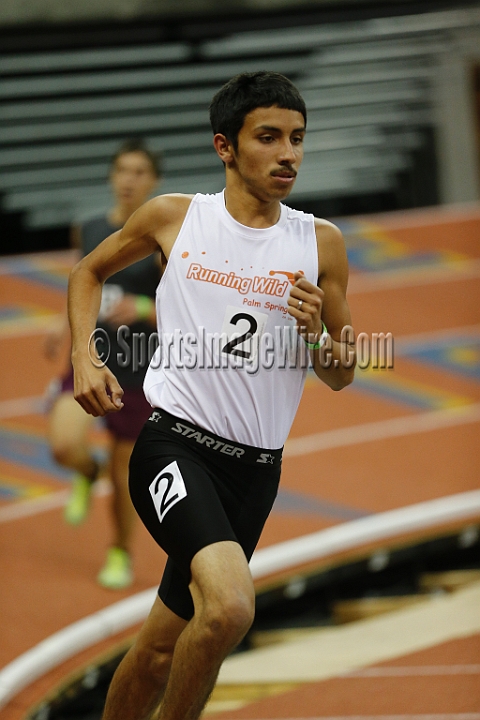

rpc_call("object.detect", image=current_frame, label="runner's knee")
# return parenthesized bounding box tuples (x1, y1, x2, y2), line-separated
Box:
(133, 638, 176, 684)
(190, 543, 255, 644)
(200, 586, 255, 645)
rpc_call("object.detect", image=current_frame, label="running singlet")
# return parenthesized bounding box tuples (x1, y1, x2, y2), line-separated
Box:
(143, 190, 318, 449)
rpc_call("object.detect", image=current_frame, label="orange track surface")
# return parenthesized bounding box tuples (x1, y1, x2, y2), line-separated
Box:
(1, 205, 479, 717)
(214, 636, 480, 717)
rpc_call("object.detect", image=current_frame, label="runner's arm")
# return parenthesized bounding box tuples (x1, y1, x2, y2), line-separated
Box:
(68, 194, 190, 416)
(287, 220, 355, 390)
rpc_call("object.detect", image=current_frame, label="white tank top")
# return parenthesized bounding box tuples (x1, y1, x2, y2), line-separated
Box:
(144, 191, 318, 449)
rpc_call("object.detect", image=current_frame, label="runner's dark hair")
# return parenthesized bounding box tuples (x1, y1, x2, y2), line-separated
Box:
(209, 71, 307, 151)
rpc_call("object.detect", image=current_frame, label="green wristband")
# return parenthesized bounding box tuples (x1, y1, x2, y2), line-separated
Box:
(304, 322, 328, 350)
(135, 295, 153, 321)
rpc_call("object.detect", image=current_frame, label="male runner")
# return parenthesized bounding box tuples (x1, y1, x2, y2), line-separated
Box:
(47, 138, 161, 589)
(68, 71, 355, 720)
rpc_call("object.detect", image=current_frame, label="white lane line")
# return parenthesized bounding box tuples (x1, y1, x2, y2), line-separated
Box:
(284, 403, 480, 458)
(393, 324, 480, 350)
(0, 315, 62, 339)
(0, 395, 45, 420)
(249, 490, 480, 580)
(347, 259, 480, 294)
(0, 480, 111, 524)
(0, 490, 69, 522)
(345, 664, 480, 677)
(0, 588, 157, 709)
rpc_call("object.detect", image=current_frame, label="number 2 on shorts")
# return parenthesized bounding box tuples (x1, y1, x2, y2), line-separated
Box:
(149, 461, 187, 523)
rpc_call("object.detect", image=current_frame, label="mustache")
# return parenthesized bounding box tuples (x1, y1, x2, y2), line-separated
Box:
(271, 167, 297, 177)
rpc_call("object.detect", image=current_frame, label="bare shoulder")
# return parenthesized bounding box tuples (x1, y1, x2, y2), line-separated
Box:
(144, 193, 195, 227)
(314, 217, 344, 247)
(133, 193, 194, 258)
(313, 217, 348, 280)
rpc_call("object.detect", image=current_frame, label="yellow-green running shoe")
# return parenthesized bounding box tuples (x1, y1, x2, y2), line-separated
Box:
(64, 474, 93, 525)
(97, 547, 133, 590)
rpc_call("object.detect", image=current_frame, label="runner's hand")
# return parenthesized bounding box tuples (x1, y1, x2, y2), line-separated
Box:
(73, 360, 124, 417)
(287, 271, 324, 342)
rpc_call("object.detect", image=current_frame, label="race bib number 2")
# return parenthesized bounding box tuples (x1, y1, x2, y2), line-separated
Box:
(220, 305, 268, 364)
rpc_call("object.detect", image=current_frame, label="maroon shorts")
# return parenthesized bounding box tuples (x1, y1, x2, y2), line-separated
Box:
(59, 370, 151, 441)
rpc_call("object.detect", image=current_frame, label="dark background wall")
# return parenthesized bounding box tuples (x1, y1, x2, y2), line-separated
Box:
(1, 0, 479, 254)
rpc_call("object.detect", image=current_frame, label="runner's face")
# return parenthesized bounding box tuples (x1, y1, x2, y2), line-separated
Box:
(110, 151, 158, 208)
(232, 106, 305, 201)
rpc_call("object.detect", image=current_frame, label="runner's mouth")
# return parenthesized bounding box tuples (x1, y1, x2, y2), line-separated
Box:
(271, 172, 297, 183)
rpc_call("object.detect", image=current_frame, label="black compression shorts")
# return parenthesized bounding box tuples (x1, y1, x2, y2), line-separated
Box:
(128, 408, 283, 620)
